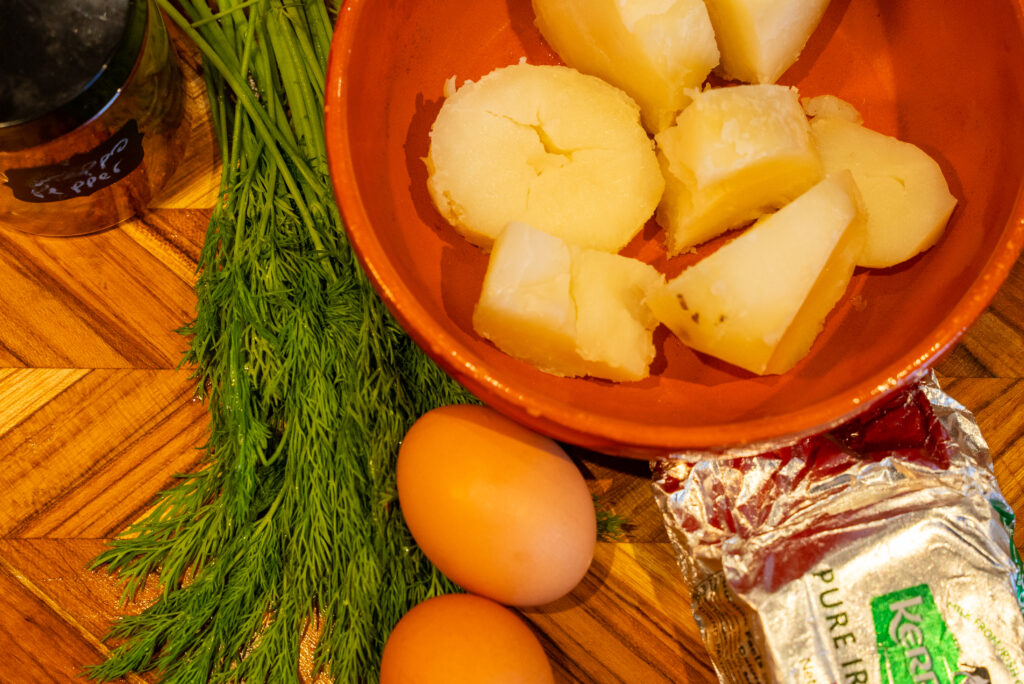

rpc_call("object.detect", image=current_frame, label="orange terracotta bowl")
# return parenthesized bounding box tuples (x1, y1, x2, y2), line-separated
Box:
(325, 0, 1024, 457)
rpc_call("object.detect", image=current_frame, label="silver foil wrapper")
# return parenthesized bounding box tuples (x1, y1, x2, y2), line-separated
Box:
(652, 373, 1024, 683)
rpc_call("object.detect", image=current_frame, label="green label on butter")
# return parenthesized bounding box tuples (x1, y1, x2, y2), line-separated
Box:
(871, 584, 961, 684)
(990, 498, 1024, 613)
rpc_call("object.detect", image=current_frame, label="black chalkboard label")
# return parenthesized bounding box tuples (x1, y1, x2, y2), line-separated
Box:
(4, 119, 144, 203)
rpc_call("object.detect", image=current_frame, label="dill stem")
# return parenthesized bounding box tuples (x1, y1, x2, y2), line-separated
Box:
(279, 5, 327, 99)
(157, 0, 333, 243)
(306, 1, 334, 65)
(264, 9, 322, 167)
(90, 2, 473, 681)
(190, 0, 262, 29)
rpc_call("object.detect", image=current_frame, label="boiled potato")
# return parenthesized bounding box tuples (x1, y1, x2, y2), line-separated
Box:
(801, 94, 862, 123)
(808, 109, 957, 268)
(425, 63, 664, 253)
(532, 0, 719, 133)
(647, 171, 865, 375)
(571, 249, 665, 381)
(473, 222, 664, 381)
(703, 0, 831, 84)
(655, 84, 822, 254)
(472, 222, 586, 378)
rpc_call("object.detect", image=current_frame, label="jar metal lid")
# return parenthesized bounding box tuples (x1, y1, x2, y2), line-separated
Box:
(0, 0, 147, 151)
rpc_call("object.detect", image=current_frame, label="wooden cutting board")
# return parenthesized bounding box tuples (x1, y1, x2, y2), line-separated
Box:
(1, 27, 1022, 684)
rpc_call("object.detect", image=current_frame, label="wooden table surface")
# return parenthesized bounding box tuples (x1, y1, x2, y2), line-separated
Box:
(2, 29, 1024, 684)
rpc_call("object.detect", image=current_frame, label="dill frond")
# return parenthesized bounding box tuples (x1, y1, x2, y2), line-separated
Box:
(88, 1, 471, 682)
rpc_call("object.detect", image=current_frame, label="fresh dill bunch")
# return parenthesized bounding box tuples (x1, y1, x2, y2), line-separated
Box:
(88, 1, 472, 682)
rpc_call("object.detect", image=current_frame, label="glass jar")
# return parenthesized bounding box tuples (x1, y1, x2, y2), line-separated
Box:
(0, 0, 187, 236)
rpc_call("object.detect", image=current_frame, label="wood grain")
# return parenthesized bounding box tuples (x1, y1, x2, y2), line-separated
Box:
(937, 261, 1024, 378)
(0, 539, 157, 684)
(0, 369, 208, 539)
(0, 222, 196, 370)
(522, 543, 714, 683)
(1, 16, 1022, 684)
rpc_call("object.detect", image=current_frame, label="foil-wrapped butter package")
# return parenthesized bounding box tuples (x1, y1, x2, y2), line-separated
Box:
(652, 374, 1024, 683)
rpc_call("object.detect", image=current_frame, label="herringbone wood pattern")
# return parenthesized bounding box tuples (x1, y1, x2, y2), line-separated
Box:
(1, 24, 1022, 684)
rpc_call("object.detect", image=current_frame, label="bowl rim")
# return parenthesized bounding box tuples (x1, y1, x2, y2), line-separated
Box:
(324, 0, 1024, 455)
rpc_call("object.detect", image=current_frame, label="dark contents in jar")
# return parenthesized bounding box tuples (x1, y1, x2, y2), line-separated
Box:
(0, 0, 186, 236)
(0, 0, 131, 132)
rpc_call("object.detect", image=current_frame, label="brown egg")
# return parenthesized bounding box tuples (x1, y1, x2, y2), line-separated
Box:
(379, 593, 555, 683)
(397, 404, 596, 606)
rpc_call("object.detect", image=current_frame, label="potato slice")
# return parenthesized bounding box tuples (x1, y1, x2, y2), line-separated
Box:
(572, 249, 664, 381)
(801, 94, 862, 124)
(654, 84, 822, 254)
(532, 0, 719, 133)
(703, 0, 831, 84)
(647, 172, 865, 375)
(473, 222, 664, 381)
(426, 63, 664, 253)
(809, 113, 957, 268)
(472, 222, 587, 377)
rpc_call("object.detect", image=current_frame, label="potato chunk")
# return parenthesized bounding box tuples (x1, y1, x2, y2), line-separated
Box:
(473, 222, 664, 381)
(472, 222, 586, 377)
(703, 0, 831, 84)
(801, 94, 862, 124)
(647, 172, 864, 375)
(654, 84, 822, 254)
(532, 0, 719, 133)
(571, 249, 664, 381)
(809, 113, 957, 268)
(426, 63, 664, 253)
